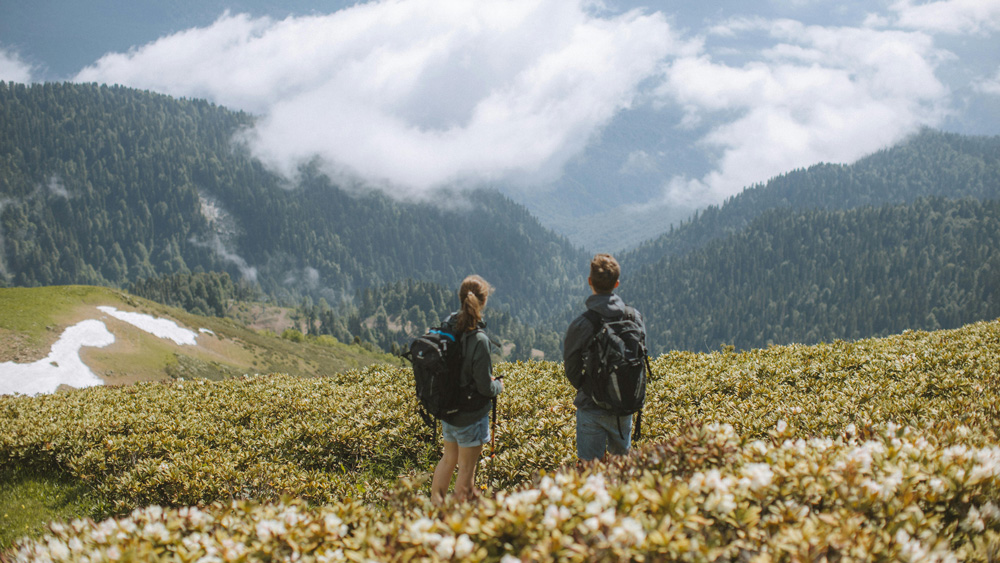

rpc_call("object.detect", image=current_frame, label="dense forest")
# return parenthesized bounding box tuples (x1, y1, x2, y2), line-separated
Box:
(0, 82, 588, 330)
(622, 197, 1000, 353)
(127, 271, 260, 318)
(343, 279, 562, 360)
(622, 130, 1000, 270)
(3, 81, 999, 358)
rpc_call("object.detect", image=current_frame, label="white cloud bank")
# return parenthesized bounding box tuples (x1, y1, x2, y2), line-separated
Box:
(975, 67, 1000, 95)
(889, 0, 1000, 35)
(0, 47, 34, 83)
(654, 18, 950, 205)
(68, 0, 994, 210)
(75, 0, 680, 197)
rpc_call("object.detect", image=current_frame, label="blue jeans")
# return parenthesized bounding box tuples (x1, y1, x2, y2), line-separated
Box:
(441, 414, 490, 448)
(576, 408, 632, 461)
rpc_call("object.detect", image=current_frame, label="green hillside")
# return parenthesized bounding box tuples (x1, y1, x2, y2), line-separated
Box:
(621, 197, 1000, 353)
(0, 285, 398, 386)
(623, 129, 1000, 270)
(0, 82, 587, 328)
(2, 318, 999, 559)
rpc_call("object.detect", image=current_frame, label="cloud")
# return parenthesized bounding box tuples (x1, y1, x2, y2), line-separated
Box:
(0, 47, 34, 83)
(74, 0, 679, 197)
(619, 150, 661, 175)
(44, 175, 72, 198)
(653, 19, 950, 205)
(974, 67, 1000, 95)
(191, 233, 258, 282)
(889, 0, 1000, 35)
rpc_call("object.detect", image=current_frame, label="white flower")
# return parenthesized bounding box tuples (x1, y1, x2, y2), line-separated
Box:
(504, 489, 541, 510)
(543, 505, 572, 529)
(580, 474, 612, 507)
(501, 555, 522, 563)
(68, 538, 83, 552)
(317, 549, 346, 563)
(255, 519, 287, 541)
(324, 514, 348, 538)
(454, 534, 475, 559)
(144, 522, 171, 543)
(981, 502, 1000, 523)
(705, 492, 737, 514)
(221, 539, 247, 561)
(107, 546, 122, 561)
(608, 517, 645, 546)
(47, 539, 70, 559)
(928, 477, 947, 494)
(435, 535, 455, 559)
(776, 420, 788, 433)
(410, 517, 434, 535)
(969, 447, 1000, 484)
(598, 508, 616, 527)
(539, 476, 563, 502)
(739, 463, 774, 492)
(961, 506, 985, 533)
(542, 505, 562, 529)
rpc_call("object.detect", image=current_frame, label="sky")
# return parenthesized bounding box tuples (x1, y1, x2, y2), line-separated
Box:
(2, 0, 999, 247)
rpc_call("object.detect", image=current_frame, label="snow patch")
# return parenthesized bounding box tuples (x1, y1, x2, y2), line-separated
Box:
(97, 306, 198, 345)
(0, 320, 114, 395)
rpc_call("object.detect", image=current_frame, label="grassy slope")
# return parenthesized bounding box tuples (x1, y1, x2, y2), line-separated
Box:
(1, 317, 998, 557)
(0, 286, 401, 550)
(0, 285, 401, 383)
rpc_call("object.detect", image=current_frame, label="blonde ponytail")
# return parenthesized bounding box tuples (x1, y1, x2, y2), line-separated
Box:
(455, 275, 493, 332)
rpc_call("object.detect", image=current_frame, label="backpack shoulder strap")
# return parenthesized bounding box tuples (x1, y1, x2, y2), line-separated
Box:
(582, 310, 603, 331)
(583, 305, 634, 330)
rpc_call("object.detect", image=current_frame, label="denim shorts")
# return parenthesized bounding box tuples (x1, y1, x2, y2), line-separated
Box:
(441, 414, 490, 448)
(576, 408, 632, 461)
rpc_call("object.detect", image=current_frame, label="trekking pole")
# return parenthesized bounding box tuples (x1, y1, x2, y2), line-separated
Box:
(490, 396, 497, 488)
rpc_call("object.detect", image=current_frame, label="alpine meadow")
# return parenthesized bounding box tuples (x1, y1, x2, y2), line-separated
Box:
(2, 78, 1000, 562)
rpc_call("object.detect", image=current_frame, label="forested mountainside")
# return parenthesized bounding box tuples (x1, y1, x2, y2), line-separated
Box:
(0, 82, 588, 325)
(621, 196, 1000, 353)
(622, 129, 1000, 271)
(345, 279, 563, 360)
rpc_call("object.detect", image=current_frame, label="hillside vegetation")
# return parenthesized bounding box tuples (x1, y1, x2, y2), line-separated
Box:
(0, 82, 587, 327)
(4, 82, 1000, 361)
(622, 196, 1000, 354)
(623, 129, 1000, 270)
(3, 318, 999, 560)
(0, 285, 397, 385)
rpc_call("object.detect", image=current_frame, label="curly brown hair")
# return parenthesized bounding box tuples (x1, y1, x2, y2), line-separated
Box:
(589, 254, 620, 293)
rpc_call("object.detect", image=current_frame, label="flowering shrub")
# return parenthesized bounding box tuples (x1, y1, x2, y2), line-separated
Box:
(4, 319, 1000, 560)
(10, 423, 1000, 561)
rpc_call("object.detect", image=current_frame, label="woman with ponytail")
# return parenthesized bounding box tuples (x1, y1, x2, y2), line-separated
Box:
(431, 275, 504, 505)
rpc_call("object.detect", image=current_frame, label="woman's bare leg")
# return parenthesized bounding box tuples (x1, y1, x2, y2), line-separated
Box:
(431, 441, 459, 505)
(454, 444, 484, 502)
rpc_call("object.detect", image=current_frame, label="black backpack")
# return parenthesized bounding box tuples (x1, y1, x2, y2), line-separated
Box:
(583, 306, 650, 437)
(405, 324, 490, 428)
